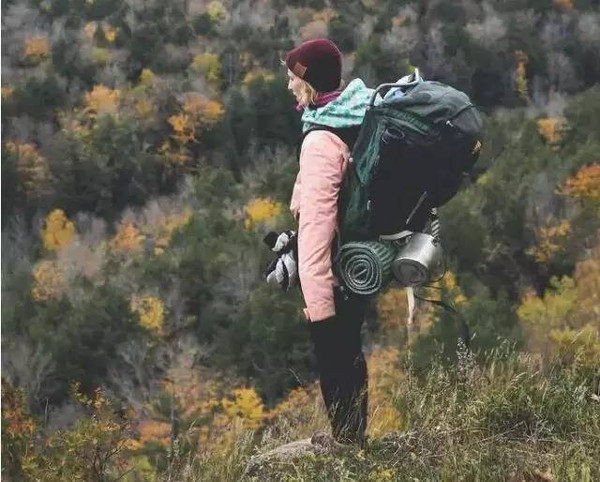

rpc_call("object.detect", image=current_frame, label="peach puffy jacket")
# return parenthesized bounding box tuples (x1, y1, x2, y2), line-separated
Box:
(289, 130, 351, 322)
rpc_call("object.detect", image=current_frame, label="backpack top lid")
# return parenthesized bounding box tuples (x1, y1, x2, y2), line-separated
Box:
(380, 80, 482, 138)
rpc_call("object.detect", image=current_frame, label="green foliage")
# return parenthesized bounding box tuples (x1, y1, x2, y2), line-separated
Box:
(7, 74, 67, 119)
(411, 287, 521, 372)
(192, 13, 215, 36)
(354, 37, 410, 85)
(48, 115, 162, 220)
(328, 14, 357, 52)
(29, 284, 138, 397)
(211, 285, 314, 403)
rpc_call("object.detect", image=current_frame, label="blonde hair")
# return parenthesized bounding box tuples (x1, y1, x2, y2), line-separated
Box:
(298, 78, 319, 106)
(282, 59, 344, 107)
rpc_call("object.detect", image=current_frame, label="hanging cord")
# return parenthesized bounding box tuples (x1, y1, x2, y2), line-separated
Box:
(424, 208, 447, 283)
(410, 209, 470, 348)
(413, 290, 471, 349)
(430, 208, 441, 240)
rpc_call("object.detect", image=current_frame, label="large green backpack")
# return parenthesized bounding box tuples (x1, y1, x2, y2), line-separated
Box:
(337, 78, 483, 243)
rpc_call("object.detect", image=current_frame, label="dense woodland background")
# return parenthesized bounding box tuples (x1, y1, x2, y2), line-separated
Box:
(1, 0, 599, 479)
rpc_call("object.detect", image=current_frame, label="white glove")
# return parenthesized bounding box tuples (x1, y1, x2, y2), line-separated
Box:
(263, 230, 298, 292)
(266, 251, 298, 291)
(271, 230, 296, 253)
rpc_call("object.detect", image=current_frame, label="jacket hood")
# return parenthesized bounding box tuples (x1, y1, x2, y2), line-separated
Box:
(301, 79, 376, 133)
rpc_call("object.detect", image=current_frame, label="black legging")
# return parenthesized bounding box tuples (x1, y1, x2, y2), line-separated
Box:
(308, 288, 368, 445)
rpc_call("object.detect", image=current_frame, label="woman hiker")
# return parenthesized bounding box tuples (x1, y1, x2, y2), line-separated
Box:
(284, 38, 376, 447)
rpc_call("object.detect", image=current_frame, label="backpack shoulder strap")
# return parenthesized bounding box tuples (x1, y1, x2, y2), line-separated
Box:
(296, 125, 361, 162)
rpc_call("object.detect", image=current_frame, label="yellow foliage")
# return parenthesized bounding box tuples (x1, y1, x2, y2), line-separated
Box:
(168, 113, 195, 145)
(163, 365, 222, 420)
(537, 117, 566, 149)
(271, 386, 315, 417)
(192, 384, 269, 452)
(368, 468, 397, 481)
(207, 1, 227, 22)
(191, 53, 222, 85)
(312, 8, 337, 23)
(2, 85, 14, 98)
(299, 19, 328, 41)
(24, 36, 50, 61)
(222, 387, 266, 430)
(92, 47, 110, 65)
(139, 68, 156, 87)
(23, 384, 131, 481)
(269, 383, 320, 430)
(526, 219, 571, 264)
(518, 277, 576, 331)
(549, 324, 600, 371)
(84, 21, 97, 40)
(553, 0, 573, 11)
(368, 347, 404, 437)
(573, 245, 600, 320)
(240, 51, 255, 70)
(203, 100, 225, 122)
(104, 27, 117, 43)
(152, 208, 193, 255)
(84, 85, 121, 118)
(242, 69, 276, 87)
(562, 164, 600, 205)
(1, 381, 37, 439)
(168, 94, 225, 136)
(135, 420, 171, 448)
(518, 277, 577, 355)
(182, 93, 224, 124)
(6, 141, 52, 198)
(158, 140, 189, 165)
(476, 173, 490, 186)
(134, 99, 155, 119)
(110, 220, 145, 254)
(362, 0, 379, 9)
(31, 260, 65, 301)
(41, 209, 75, 252)
(163, 94, 225, 162)
(244, 197, 283, 229)
(377, 287, 409, 332)
(515, 50, 528, 101)
(519, 244, 600, 363)
(130, 295, 165, 335)
(426, 271, 467, 307)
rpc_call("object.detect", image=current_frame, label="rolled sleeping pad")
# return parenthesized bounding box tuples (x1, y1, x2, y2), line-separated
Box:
(335, 241, 397, 295)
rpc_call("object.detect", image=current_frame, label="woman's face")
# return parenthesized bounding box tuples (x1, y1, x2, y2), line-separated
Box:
(287, 69, 305, 105)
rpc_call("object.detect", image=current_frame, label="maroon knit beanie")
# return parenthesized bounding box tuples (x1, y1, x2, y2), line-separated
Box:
(285, 38, 342, 93)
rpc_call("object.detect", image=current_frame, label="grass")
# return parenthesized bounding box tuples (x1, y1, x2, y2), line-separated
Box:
(173, 345, 599, 481)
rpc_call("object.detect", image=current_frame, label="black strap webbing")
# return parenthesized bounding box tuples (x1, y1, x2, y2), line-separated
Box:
(296, 125, 361, 162)
(413, 292, 471, 349)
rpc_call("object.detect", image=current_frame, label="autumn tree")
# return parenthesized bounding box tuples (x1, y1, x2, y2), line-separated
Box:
(22, 385, 133, 481)
(41, 209, 75, 252)
(161, 93, 225, 164)
(1, 380, 37, 478)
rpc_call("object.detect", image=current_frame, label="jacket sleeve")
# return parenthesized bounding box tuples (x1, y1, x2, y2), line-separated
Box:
(290, 170, 301, 222)
(297, 131, 348, 322)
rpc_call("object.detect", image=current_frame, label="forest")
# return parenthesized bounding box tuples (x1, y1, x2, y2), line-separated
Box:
(1, 0, 599, 479)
